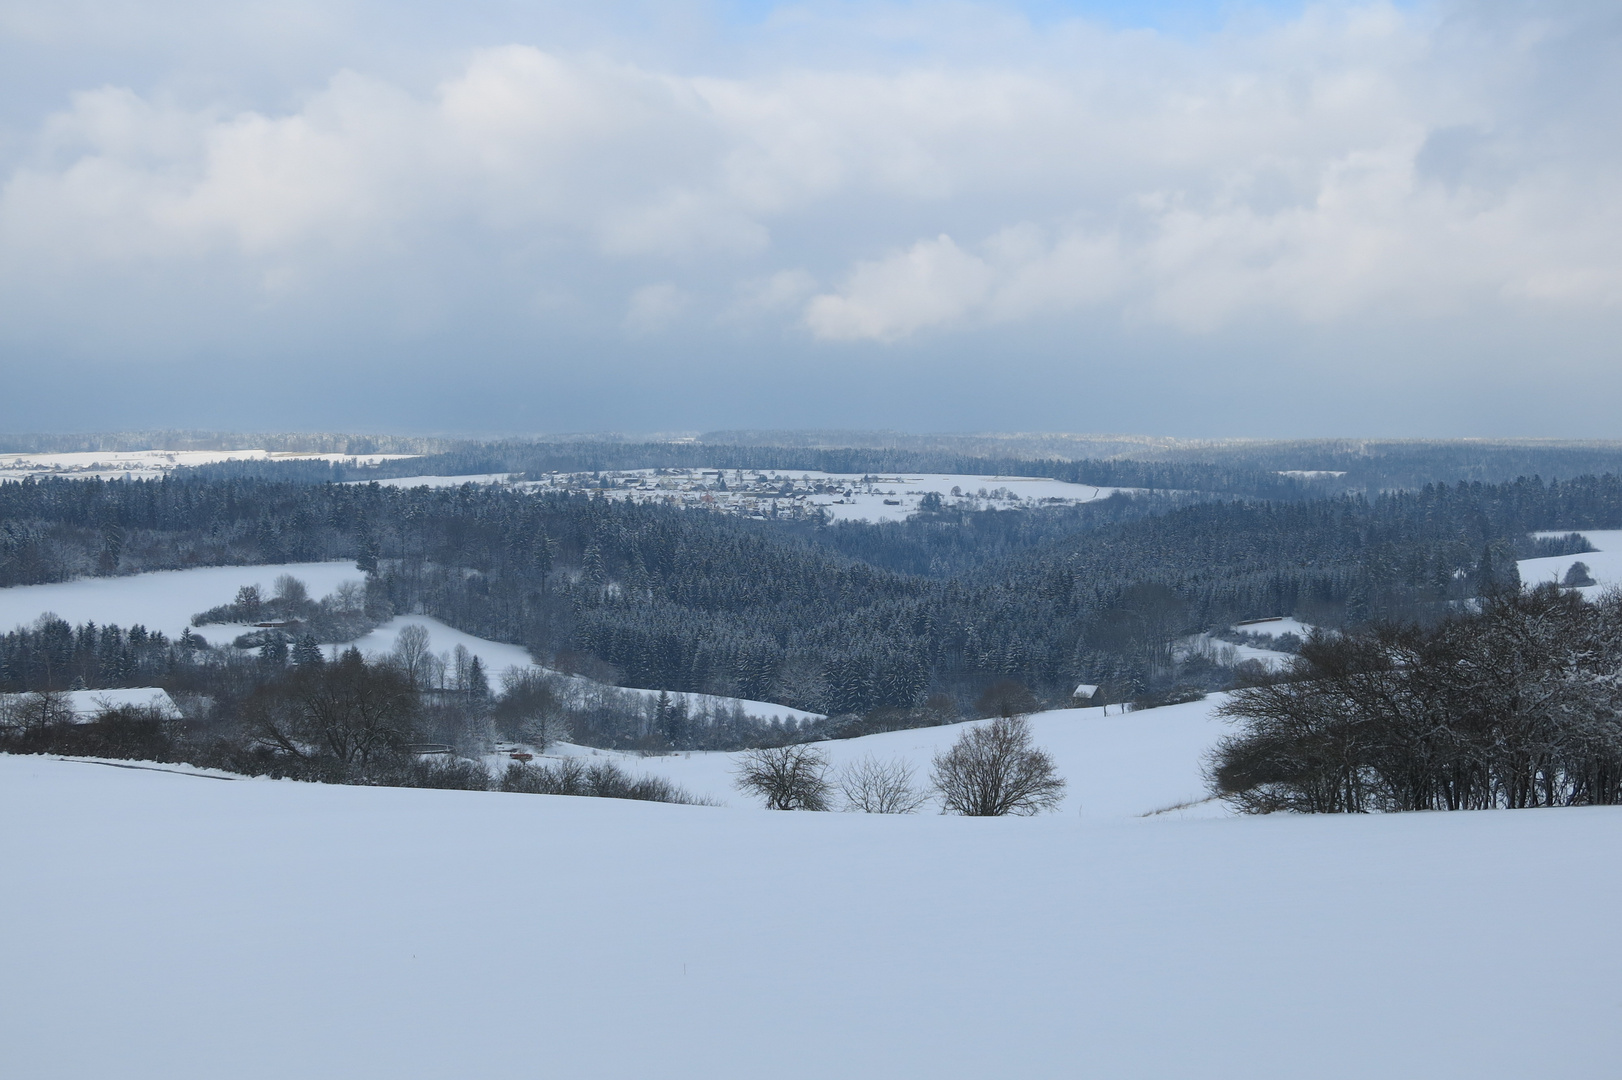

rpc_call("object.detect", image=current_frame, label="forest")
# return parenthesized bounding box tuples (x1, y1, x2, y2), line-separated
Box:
(3, 459, 1622, 723)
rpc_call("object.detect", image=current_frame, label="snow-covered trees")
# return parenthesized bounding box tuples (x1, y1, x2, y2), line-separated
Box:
(1212, 585, 1622, 812)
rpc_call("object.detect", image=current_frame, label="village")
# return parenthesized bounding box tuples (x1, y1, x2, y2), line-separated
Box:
(512, 468, 1123, 524)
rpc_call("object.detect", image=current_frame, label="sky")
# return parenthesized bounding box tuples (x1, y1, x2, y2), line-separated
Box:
(0, 0, 1619, 438)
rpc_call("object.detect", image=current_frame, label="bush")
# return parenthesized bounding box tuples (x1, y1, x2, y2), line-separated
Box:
(930, 716, 1066, 816)
(734, 745, 832, 810)
(499, 758, 706, 804)
(1564, 561, 1597, 587)
(838, 756, 927, 813)
(1127, 685, 1208, 712)
(1211, 586, 1622, 813)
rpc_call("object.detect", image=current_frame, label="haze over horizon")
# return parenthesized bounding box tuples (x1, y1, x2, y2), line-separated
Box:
(2, 0, 1618, 438)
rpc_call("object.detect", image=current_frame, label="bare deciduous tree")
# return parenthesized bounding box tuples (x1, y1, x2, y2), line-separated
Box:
(0, 690, 73, 734)
(839, 755, 927, 813)
(494, 668, 572, 751)
(273, 574, 309, 607)
(247, 649, 421, 769)
(390, 623, 432, 688)
(931, 716, 1066, 816)
(735, 744, 832, 810)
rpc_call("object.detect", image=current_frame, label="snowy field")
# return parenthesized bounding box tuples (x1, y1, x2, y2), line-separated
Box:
(3, 752, 1619, 1080)
(0, 561, 365, 640)
(1520, 529, 1622, 594)
(0, 449, 415, 481)
(348, 615, 819, 721)
(554, 697, 1224, 817)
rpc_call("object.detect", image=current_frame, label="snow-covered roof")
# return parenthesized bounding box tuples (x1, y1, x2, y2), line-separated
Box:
(1073, 683, 1100, 698)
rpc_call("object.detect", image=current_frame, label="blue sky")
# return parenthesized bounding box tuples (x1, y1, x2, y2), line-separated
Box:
(0, 0, 1619, 438)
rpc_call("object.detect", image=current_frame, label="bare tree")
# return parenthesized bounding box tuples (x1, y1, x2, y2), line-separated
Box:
(0, 690, 73, 734)
(273, 574, 309, 607)
(247, 650, 421, 770)
(931, 716, 1066, 816)
(234, 584, 263, 622)
(391, 623, 432, 688)
(839, 756, 927, 813)
(494, 668, 572, 751)
(735, 744, 832, 810)
(331, 580, 366, 613)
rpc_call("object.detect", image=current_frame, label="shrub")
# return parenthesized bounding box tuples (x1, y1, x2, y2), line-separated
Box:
(838, 756, 927, 813)
(930, 716, 1066, 816)
(734, 745, 832, 810)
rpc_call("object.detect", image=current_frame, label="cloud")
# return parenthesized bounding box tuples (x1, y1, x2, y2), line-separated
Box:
(0, 1, 1619, 431)
(805, 235, 995, 340)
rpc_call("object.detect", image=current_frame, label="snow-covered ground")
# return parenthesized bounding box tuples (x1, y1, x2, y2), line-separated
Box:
(348, 614, 538, 672)
(3, 751, 1618, 1079)
(0, 561, 365, 640)
(0, 686, 181, 720)
(551, 697, 1225, 817)
(353, 615, 820, 721)
(0, 449, 414, 481)
(1520, 529, 1622, 594)
(1230, 616, 1314, 639)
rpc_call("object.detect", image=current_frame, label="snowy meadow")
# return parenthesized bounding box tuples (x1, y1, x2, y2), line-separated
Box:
(3, 753, 1619, 1080)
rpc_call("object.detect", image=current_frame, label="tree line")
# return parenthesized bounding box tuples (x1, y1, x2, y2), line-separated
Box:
(1212, 584, 1622, 812)
(5, 472, 1622, 717)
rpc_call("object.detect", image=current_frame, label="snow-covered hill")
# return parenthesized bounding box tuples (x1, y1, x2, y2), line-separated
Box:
(0, 561, 366, 641)
(3, 752, 1618, 1080)
(1519, 529, 1622, 594)
(542, 697, 1227, 818)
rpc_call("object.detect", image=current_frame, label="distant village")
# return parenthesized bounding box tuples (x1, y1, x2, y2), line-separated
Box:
(523, 468, 1041, 521)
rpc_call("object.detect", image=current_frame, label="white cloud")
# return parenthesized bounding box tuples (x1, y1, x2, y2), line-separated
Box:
(0, 0, 1617, 372)
(804, 235, 994, 340)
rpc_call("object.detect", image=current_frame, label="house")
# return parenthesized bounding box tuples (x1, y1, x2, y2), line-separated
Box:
(1072, 683, 1101, 702)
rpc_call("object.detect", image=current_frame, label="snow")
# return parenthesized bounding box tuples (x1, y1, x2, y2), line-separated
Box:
(547, 697, 1227, 818)
(1231, 615, 1314, 639)
(0, 561, 366, 641)
(3, 751, 1619, 1079)
(348, 615, 818, 721)
(1179, 633, 1296, 672)
(349, 614, 538, 674)
(1519, 529, 1622, 594)
(0, 449, 415, 481)
(557, 676, 823, 722)
(0, 687, 181, 721)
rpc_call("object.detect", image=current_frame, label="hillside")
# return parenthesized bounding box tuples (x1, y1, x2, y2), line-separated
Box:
(3, 752, 1618, 1079)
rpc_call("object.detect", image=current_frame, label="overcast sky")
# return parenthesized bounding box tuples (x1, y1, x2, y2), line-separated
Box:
(0, 0, 1618, 438)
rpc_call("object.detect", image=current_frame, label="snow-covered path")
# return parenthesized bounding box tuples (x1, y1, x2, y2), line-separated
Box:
(3, 754, 1619, 1079)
